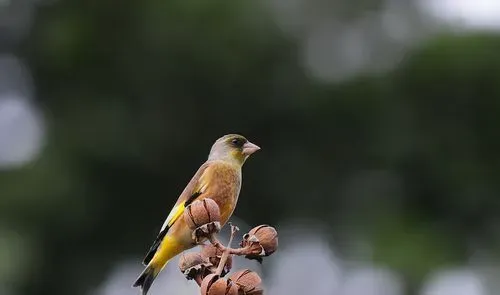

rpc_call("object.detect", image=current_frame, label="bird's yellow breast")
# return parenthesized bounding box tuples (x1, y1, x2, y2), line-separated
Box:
(167, 161, 242, 246)
(202, 161, 242, 224)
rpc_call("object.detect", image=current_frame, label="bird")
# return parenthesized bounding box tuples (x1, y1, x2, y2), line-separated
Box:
(132, 134, 260, 295)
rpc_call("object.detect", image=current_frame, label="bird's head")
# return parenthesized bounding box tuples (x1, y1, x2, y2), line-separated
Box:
(208, 134, 260, 166)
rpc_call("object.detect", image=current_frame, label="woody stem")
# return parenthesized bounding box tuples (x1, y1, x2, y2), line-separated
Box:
(214, 223, 238, 276)
(209, 235, 255, 256)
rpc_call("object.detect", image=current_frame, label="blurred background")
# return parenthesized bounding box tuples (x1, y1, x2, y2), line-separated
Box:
(1, 0, 500, 294)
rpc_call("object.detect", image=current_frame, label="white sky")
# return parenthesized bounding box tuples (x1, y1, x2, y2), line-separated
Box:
(422, 0, 500, 30)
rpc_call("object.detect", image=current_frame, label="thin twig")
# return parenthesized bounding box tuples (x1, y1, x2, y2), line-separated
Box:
(214, 223, 238, 276)
(209, 228, 256, 256)
(209, 243, 258, 256)
(209, 235, 225, 251)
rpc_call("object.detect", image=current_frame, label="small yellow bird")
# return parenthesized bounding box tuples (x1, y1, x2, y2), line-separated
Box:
(133, 134, 260, 295)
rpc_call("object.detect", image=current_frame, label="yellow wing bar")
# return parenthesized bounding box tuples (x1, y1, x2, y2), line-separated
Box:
(167, 202, 186, 228)
(159, 201, 186, 233)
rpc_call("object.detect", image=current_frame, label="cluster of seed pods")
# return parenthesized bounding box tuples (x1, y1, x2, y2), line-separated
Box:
(181, 198, 279, 295)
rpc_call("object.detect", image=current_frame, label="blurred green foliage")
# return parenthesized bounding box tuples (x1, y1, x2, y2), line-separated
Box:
(0, 0, 499, 294)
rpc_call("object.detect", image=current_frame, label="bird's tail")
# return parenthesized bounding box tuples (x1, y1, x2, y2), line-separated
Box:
(133, 236, 181, 294)
(132, 263, 163, 295)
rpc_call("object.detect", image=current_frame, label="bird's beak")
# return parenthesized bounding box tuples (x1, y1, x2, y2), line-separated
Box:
(242, 141, 260, 156)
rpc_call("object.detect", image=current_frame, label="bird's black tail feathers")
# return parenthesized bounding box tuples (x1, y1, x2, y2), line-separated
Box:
(133, 265, 158, 295)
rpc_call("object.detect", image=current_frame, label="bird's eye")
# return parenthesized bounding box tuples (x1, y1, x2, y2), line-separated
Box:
(231, 138, 244, 147)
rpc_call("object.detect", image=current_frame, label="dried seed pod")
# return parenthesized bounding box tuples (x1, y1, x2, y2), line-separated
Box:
(229, 269, 263, 295)
(200, 244, 233, 276)
(241, 225, 278, 261)
(184, 198, 222, 243)
(184, 198, 221, 229)
(248, 225, 278, 256)
(178, 252, 212, 280)
(201, 274, 219, 295)
(192, 222, 221, 244)
(200, 274, 239, 295)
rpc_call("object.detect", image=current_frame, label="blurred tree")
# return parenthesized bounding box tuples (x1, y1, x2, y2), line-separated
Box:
(0, 0, 498, 294)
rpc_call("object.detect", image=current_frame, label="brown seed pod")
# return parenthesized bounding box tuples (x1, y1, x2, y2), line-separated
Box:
(241, 225, 278, 261)
(178, 252, 212, 280)
(248, 225, 278, 255)
(184, 198, 222, 243)
(229, 269, 263, 295)
(200, 274, 239, 295)
(200, 244, 233, 275)
(184, 198, 221, 230)
(192, 222, 221, 244)
(201, 274, 219, 295)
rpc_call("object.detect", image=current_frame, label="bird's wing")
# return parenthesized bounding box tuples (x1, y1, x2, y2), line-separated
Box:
(142, 162, 212, 265)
